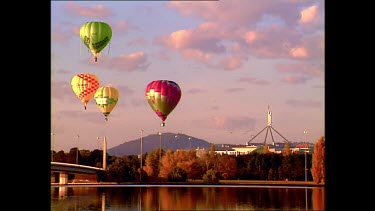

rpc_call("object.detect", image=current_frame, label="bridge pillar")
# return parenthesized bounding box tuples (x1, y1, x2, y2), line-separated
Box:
(58, 187, 67, 198)
(59, 173, 69, 184)
(52, 172, 59, 183)
(103, 137, 107, 170)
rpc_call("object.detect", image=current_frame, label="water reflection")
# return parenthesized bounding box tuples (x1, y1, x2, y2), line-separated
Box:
(51, 185, 325, 210)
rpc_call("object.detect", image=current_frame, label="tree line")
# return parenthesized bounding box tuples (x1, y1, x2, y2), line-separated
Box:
(52, 136, 325, 184)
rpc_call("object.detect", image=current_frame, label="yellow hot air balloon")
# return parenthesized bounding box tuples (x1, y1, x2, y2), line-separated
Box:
(71, 73, 100, 110)
(94, 86, 119, 121)
(80, 21, 112, 62)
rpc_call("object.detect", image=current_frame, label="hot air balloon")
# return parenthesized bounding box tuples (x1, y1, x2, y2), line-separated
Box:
(94, 85, 119, 121)
(145, 80, 181, 127)
(80, 21, 112, 62)
(71, 73, 100, 110)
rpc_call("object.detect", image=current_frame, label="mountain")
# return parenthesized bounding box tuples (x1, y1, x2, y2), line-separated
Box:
(107, 132, 212, 157)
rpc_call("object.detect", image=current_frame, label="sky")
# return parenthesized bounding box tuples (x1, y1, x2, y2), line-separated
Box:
(51, 0, 325, 152)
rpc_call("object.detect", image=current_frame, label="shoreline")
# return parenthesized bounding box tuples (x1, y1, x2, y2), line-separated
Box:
(51, 179, 325, 187)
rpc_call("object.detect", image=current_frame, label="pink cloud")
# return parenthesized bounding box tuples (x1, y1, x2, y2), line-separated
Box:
(81, 52, 150, 72)
(219, 56, 244, 70)
(158, 1, 324, 70)
(243, 31, 257, 44)
(299, 5, 319, 24)
(63, 2, 112, 18)
(290, 47, 309, 58)
(161, 24, 226, 54)
(210, 116, 227, 128)
(167, 29, 193, 49)
(180, 49, 213, 63)
(108, 52, 150, 71)
(209, 116, 257, 131)
(167, 1, 305, 26)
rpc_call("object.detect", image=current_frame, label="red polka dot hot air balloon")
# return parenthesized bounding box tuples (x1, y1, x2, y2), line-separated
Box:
(71, 73, 100, 110)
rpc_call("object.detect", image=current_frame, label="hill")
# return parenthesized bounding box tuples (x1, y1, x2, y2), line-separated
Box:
(107, 133, 212, 157)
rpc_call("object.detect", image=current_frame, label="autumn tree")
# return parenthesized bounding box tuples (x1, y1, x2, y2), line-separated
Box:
(311, 136, 325, 184)
(160, 150, 200, 179)
(184, 151, 201, 179)
(283, 142, 291, 156)
(217, 154, 237, 179)
(160, 150, 175, 177)
(143, 148, 162, 177)
(263, 144, 270, 154)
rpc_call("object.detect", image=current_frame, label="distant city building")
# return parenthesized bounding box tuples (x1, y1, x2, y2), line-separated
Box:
(200, 142, 313, 156)
(231, 145, 258, 155)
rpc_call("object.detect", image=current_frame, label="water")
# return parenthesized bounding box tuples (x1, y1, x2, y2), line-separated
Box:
(51, 185, 325, 210)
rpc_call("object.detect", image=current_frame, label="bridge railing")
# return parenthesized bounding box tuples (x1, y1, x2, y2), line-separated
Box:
(51, 162, 104, 171)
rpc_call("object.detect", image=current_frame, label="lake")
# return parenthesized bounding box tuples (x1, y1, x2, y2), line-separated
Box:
(51, 184, 325, 210)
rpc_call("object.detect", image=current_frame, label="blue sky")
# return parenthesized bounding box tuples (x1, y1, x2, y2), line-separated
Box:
(51, 0, 325, 152)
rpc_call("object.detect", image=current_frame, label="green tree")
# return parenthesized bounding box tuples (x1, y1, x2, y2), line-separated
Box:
(202, 169, 220, 184)
(68, 147, 81, 164)
(105, 157, 128, 182)
(168, 167, 187, 182)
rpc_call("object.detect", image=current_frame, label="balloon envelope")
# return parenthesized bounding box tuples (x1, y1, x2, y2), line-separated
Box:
(145, 80, 181, 126)
(94, 86, 119, 121)
(71, 73, 100, 110)
(80, 21, 112, 62)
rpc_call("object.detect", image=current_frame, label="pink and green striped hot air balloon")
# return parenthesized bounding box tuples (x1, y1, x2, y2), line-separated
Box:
(145, 80, 182, 127)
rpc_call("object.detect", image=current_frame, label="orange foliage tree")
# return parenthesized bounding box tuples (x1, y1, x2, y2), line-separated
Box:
(263, 143, 270, 154)
(217, 154, 237, 179)
(311, 136, 325, 184)
(283, 142, 291, 156)
(143, 149, 162, 177)
(160, 150, 198, 179)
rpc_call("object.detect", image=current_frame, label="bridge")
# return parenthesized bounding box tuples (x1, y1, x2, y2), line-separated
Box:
(51, 162, 105, 184)
(51, 137, 108, 185)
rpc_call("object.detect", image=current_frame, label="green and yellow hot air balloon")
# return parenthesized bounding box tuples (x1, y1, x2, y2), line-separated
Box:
(94, 85, 119, 121)
(80, 21, 112, 62)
